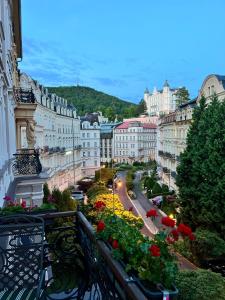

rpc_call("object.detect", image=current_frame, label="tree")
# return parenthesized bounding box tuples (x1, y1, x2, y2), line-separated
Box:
(43, 183, 50, 203)
(175, 87, 190, 106)
(176, 96, 225, 239)
(136, 99, 147, 116)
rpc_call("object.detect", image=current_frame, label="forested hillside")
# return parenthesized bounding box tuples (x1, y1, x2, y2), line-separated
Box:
(47, 86, 138, 120)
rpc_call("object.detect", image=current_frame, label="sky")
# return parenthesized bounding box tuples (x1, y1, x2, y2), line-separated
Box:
(20, 0, 225, 103)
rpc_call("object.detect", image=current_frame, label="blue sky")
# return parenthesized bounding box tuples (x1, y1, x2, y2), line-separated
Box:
(20, 0, 225, 103)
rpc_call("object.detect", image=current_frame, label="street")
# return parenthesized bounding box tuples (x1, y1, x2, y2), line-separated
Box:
(116, 171, 197, 270)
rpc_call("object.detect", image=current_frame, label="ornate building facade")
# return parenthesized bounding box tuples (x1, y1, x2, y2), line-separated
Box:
(197, 74, 225, 104)
(113, 121, 157, 164)
(80, 113, 101, 177)
(157, 99, 196, 190)
(18, 73, 82, 195)
(0, 0, 22, 206)
(144, 81, 179, 116)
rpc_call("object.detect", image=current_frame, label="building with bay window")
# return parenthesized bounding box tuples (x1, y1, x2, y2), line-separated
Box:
(113, 121, 157, 164)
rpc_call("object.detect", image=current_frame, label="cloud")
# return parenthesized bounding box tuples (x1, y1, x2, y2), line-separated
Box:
(20, 37, 91, 86)
(93, 77, 127, 87)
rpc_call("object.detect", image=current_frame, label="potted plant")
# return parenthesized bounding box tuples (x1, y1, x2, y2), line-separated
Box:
(84, 197, 196, 299)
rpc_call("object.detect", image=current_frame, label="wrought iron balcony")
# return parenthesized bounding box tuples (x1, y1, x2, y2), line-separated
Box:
(0, 211, 147, 299)
(12, 149, 42, 176)
(14, 88, 36, 103)
(162, 167, 170, 174)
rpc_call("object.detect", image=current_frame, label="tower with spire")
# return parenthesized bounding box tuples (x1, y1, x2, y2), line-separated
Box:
(144, 80, 179, 116)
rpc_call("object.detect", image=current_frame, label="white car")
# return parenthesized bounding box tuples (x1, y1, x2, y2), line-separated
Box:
(71, 191, 84, 201)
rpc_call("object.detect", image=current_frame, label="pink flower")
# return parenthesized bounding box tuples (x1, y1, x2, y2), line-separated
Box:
(128, 206, 133, 212)
(3, 196, 11, 201)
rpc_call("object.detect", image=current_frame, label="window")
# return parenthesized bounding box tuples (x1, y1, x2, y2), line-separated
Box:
(94, 133, 97, 138)
(95, 151, 97, 156)
(82, 133, 85, 138)
(88, 151, 90, 157)
(94, 160, 98, 166)
(87, 133, 90, 138)
(83, 161, 86, 167)
(94, 142, 97, 147)
(83, 142, 85, 147)
(83, 152, 85, 157)
(87, 142, 90, 147)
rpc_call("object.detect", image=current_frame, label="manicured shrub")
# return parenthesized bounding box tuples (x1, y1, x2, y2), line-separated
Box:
(175, 269, 225, 300)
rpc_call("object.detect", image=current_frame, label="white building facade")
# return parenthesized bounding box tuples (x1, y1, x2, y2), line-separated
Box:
(113, 121, 157, 164)
(0, 0, 22, 206)
(158, 100, 196, 190)
(197, 74, 225, 104)
(144, 81, 178, 116)
(80, 114, 101, 177)
(18, 73, 82, 194)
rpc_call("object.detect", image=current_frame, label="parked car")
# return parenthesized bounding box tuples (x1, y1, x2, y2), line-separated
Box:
(71, 191, 84, 201)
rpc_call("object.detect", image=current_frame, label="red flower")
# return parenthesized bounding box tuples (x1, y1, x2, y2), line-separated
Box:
(189, 233, 196, 241)
(3, 196, 11, 201)
(177, 223, 192, 236)
(161, 216, 175, 227)
(21, 200, 26, 208)
(171, 229, 179, 241)
(112, 239, 119, 249)
(128, 206, 133, 212)
(97, 220, 105, 232)
(146, 209, 158, 218)
(94, 201, 106, 210)
(149, 244, 160, 257)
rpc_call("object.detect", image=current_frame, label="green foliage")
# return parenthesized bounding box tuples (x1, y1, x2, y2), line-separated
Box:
(86, 184, 110, 200)
(135, 98, 147, 116)
(175, 269, 225, 300)
(175, 87, 190, 106)
(126, 170, 135, 191)
(190, 228, 225, 263)
(0, 205, 25, 215)
(52, 188, 76, 212)
(176, 95, 225, 239)
(95, 168, 116, 185)
(33, 203, 56, 211)
(43, 182, 51, 203)
(47, 86, 137, 120)
(151, 182, 162, 196)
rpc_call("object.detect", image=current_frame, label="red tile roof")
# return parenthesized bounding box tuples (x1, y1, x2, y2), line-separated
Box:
(115, 121, 156, 130)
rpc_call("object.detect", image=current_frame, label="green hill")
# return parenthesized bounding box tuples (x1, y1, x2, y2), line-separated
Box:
(47, 86, 137, 121)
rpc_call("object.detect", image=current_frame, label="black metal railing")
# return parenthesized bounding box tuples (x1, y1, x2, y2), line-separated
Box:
(12, 149, 42, 176)
(32, 211, 146, 299)
(14, 88, 36, 103)
(158, 150, 176, 160)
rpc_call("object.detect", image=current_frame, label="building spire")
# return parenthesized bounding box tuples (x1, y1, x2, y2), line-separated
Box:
(144, 87, 149, 94)
(163, 80, 170, 88)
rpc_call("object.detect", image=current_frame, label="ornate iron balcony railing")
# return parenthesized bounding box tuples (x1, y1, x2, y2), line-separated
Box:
(14, 88, 36, 103)
(12, 149, 42, 176)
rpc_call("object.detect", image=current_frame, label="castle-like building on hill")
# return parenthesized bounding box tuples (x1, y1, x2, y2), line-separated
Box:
(144, 80, 179, 116)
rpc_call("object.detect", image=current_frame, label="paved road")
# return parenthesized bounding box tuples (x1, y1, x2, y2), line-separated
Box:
(116, 171, 197, 271)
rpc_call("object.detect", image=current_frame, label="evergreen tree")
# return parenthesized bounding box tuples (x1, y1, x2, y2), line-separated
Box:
(175, 87, 190, 106)
(176, 96, 225, 239)
(43, 183, 50, 203)
(136, 99, 147, 116)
